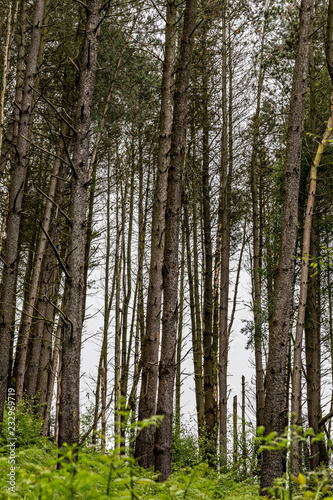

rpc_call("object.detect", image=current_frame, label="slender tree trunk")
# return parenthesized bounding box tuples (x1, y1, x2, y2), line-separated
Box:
(219, 0, 230, 465)
(249, 13, 267, 429)
(233, 395, 238, 467)
(16, 124, 68, 403)
(201, 27, 216, 464)
(175, 222, 185, 437)
(291, 92, 333, 473)
(42, 312, 62, 437)
(242, 376, 246, 474)
(184, 197, 205, 439)
(57, 0, 101, 452)
(154, 0, 197, 479)
(260, 0, 313, 492)
(0, 0, 46, 428)
(135, 0, 177, 468)
(114, 170, 124, 452)
(36, 161, 69, 416)
(191, 141, 205, 441)
(101, 367, 106, 451)
(305, 213, 326, 469)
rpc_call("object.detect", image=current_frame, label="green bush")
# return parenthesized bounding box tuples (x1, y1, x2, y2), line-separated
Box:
(0, 400, 44, 451)
(172, 419, 200, 469)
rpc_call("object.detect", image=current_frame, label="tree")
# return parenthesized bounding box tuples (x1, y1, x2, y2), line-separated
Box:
(260, 0, 313, 492)
(0, 0, 46, 427)
(57, 0, 101, 452)
(154, 0, 197, 479)
(135, 0, 177, 469)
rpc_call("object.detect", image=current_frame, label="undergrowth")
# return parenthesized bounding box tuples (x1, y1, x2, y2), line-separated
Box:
(1, 404, 332, 499)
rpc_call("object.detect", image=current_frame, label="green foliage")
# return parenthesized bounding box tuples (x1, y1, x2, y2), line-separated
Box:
(1, 411, 332, 500)
(258, 425, 332, 499)
(0, 442, 262, 499)
(266, 469, 333, 500)
(172, 419, 200, 470)
(0, 400, 43, 450)
(0, 407, 261, 499)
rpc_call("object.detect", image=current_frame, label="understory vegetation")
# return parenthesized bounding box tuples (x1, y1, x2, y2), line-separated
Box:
(0, 406, 333, 499)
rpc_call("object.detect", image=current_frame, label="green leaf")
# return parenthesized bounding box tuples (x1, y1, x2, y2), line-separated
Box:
(298, 472, 306, 486)
(291, 474, 300, 484)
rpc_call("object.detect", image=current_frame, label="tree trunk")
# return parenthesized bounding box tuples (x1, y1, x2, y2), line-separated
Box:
(0, 0, 26, 176)
(249, 13, 267, 429)
(291, 92, 333, 473)
(175, 222, 185, 437)
(233, 395, 238, 467)
(57, 0, 100, 452)
(260, 0, 313, 492)
(219, 0, 230, 465)
(305, 213, 326, 469)
(201, 26, 216, 464)
(16, 124, 67, 403)
(154, 0, 197, 479)
(135, 0, 177, 468)
(0, 0, 46, 428)
(183, 197, 205, 440)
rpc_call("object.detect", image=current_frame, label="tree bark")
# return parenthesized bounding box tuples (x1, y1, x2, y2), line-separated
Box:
(135, 0, 177, 469)
(0, 0, 46, 428)
(260, 0, 313, 492)
(219, 0, 230, 465)
(183, 196, 205, 440)
(16, 123, 68, 403)
(291, 92, 333, 473)
(154, 0, 197, 479)
(201, 26, 216, 463)
(175, 222, 185, 437)
(249, 13, 267, 429)
(57, 0, 100, 452)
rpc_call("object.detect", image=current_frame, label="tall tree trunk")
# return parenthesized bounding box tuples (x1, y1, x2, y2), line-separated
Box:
(249, 11, 267, 429)
(135, 0, 177, 469)
(305, 213, 326, 469)
(233, 395, 238, 467)
(291, 92, 333, 473)
(219, 0, 230, 465)
(114, 168, 124, 452)
(36, 164, 69, 416)
(191, 137, 205, 441)
(201, 26, 216, 463)
(260, 0, 313, 492)
(42, 319, 62, 436)
(175, 221, 185, 437)
(184, 196, 205, 439)
(16, 123, 68, 403)
(57, 0, 100, 452)
(154, 0, 197, 479)
(0, 0, 46, 428)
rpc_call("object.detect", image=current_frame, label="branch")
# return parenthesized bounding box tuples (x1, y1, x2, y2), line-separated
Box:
(60, 130, 77, 177)
(32, 87, 76, 134)
(20, 135, 70, 165)
(78, 389, 114, 447)
(40, 223, 70, 279)
(35, 185, 71, 224)
(72, 0, 87, 9)
(319, 409, 333, 428)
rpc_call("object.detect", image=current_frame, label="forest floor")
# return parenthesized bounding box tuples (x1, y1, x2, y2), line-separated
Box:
(0, 439, 263, 499)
